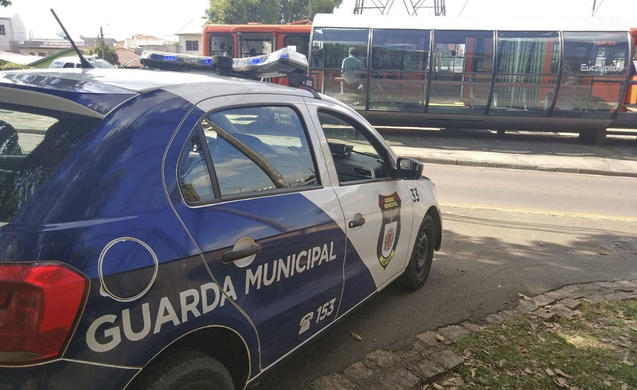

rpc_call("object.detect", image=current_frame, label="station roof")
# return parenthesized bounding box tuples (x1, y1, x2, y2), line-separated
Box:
(312, 13, 635, 32)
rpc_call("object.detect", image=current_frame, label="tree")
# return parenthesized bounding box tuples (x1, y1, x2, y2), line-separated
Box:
(1, 0, 11, 7)
(280, 0, 342, 24)
(87, 44, 119, 66)
(207, 0, 342, 24)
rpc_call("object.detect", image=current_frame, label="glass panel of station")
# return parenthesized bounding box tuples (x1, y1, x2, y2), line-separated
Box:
(369, 29, 430, 112)
(311, 28, 369, 110)
(553, 32, 629, 118)
(429, 30, 493, 115)
(491, 31, 560, 116)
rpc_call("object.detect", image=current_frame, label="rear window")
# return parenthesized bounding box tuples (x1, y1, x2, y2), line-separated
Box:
(0, 107, 98, 224)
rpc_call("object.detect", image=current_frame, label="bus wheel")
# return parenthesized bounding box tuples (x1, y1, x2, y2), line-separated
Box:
(132, 350, 234, 390)
(579, 129, 606, 145)
(400, 215, 434, 290)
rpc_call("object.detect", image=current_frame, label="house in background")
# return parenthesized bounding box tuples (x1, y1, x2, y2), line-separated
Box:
(13, 38, 74, 57)
(176, 19, 205, 55)
(123, 34, 178, 55)
(114, 44, 141, 68)
(0, 10, 27, 52)
(27, 47, 77, 69)
(81, 36, 117, 49)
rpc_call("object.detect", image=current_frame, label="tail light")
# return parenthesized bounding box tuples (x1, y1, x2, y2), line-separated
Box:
(0, 262, 88, 364)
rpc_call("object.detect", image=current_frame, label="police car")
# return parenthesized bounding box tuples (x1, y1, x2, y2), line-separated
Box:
(0, 51, 442, 389)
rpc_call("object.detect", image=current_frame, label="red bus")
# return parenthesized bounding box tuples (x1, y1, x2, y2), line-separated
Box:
(202, 20, 312, 59)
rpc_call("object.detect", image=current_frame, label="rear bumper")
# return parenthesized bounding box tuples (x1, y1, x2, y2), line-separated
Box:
(0, 359, 138, 390)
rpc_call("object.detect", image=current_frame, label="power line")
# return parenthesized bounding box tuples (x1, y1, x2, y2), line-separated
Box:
(457, 0, 470, 17)
(592, 0, 606, 16)
(353, 0, 445, 15)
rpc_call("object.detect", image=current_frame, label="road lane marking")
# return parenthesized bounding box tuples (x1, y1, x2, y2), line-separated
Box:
(439, 202, 637, 222)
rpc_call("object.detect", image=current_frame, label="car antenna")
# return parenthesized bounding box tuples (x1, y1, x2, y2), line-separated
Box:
(50, 8, 94, 69)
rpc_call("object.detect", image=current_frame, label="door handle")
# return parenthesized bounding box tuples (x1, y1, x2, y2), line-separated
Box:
(348, 213, 366, 228)
(222, 243, 262, 263)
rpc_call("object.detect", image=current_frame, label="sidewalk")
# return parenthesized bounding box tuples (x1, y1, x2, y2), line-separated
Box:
(379, 128, 637, 178)
(310, 280, 637, 390)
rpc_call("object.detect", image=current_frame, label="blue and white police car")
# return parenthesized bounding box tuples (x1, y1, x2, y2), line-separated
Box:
(0, 53, 442, 389)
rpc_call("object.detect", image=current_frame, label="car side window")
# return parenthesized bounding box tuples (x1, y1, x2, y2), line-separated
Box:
(203, 106, 319, 197)
(317, 110, 390, 184)
(178, 132, 215, 204)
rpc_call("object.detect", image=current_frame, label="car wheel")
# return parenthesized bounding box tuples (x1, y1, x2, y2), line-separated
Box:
(400, 214, 435, 290)
(131, 350, 234, 390)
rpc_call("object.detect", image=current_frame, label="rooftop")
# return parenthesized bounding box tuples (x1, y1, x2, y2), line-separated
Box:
(0, 51, 42, 65)
(313, 13, 635, 31)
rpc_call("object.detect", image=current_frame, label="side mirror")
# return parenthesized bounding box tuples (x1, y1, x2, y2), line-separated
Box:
(397, 157, 423, 180)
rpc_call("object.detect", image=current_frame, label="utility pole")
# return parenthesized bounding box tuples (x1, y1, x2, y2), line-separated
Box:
(100, 26, 105, 59)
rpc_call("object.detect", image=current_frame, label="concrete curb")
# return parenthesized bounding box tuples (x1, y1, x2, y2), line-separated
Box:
(309, 280, 637, 390)
(406, 156, 637, 178)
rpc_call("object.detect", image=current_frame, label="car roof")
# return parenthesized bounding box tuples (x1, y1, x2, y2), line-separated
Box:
(0, 68, 311, 94)
(0, 68, 313, 117)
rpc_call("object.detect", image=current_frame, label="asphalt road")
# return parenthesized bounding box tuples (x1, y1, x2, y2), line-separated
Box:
(250, 164, 637, 390)
(423, 163, 637, 219)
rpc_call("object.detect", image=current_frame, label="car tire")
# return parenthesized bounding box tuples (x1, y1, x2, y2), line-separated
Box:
(131, 350, 234, 390)
(400, 214, 435, 290)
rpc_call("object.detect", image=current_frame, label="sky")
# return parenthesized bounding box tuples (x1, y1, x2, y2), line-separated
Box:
(1, 0, 210, 41)
(1, 0, 636, 41)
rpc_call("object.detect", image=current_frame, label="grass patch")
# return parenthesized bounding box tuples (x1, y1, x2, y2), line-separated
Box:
(451, 300, 637, 389)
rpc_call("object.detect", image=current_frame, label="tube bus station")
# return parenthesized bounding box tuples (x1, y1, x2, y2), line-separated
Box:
(308, 14, 637, 143)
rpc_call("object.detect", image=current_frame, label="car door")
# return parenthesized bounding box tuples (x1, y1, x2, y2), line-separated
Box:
(165, 94, 347, 369)
(305, 99, 415, 315)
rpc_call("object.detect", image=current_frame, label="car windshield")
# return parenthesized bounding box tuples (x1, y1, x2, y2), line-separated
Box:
(0, 106, 98, 225)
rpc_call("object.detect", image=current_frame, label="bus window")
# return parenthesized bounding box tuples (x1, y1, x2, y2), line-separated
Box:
(210, 34, 234, 56)
(311, 28, 369, 110)
(492, 31, 560, 115)
(369, 29, 429, 112)
(429, 30, 493, 115)
(240, 33, 273, 57)
(283, 34, 309, 57)
(554, 31, 629, 117)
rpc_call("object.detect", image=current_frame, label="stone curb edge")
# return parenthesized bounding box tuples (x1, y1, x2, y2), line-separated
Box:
(407, 156, 637, 179)
(309, 279, 637, 390)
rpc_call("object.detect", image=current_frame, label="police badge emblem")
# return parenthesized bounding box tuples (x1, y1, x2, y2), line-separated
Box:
(377, 192, 401, 268)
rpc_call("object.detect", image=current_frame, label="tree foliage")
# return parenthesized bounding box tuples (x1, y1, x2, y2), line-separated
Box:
(87, 44, 119, 66)
(207, 0, 342, 24)
(1, 0, 11, 7)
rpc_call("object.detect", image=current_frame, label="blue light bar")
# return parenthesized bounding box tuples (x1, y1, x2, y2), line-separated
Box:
(232, 48, 308, 78)
(140, 48, 309, 79)
(141, 51, 216, 69)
